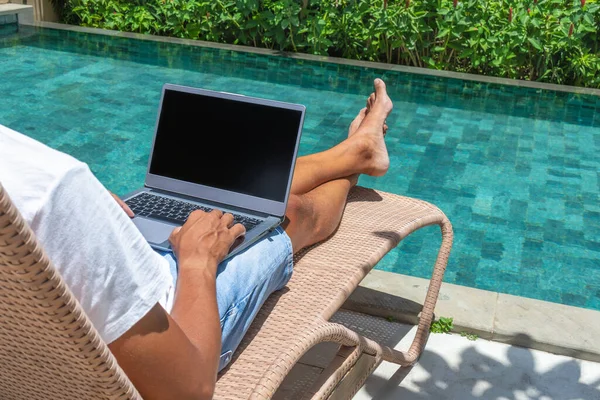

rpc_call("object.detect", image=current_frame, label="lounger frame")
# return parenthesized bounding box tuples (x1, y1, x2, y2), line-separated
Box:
(0, 183, 452, 399)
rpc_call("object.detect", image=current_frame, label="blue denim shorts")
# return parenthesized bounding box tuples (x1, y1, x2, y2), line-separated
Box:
(158, 227, 293, 371)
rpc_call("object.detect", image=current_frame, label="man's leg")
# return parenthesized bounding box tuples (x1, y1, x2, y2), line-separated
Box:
(213, 227, 293, 370)
(284, 175, 357, 252)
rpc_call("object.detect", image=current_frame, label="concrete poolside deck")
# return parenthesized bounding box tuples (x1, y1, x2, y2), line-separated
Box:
(272, 269, 600, 398)
(275, 310, 600, 399)
(347, 270, 600, 363)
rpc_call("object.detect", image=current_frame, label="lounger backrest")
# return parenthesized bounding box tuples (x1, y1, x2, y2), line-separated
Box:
(0, 183, 140, 400)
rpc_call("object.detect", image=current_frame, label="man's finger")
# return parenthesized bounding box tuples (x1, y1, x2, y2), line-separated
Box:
(168, 226, 182, 244)
(230, 223, 246, 240)
(210, 209, 224, 218)
(180, 211, 209, 234)
(187, 209, 207, 223)
(222, 213, 234, 227)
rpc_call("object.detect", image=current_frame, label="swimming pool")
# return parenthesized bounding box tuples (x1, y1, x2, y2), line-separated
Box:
(1, 26, 599, 310)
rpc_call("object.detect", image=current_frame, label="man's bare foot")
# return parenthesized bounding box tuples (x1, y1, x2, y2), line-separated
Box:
(350, 78, 393, 176)
(349, 82, 390, 138)
(367, 93, 388, 135)
(348, 108, 367, 138)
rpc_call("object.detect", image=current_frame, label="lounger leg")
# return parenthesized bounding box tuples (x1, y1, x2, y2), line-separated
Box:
(380, 217, 453, 366)
(326, 350, 379, 400)
(290, 322, 383, 400)
(307, 345, 367, 400)
(308, 345, 380, 400)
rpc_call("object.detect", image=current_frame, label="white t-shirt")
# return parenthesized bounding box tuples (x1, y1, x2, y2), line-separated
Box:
(0, 124, 175, 344)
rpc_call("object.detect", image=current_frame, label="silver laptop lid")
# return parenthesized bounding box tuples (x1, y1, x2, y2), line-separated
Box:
(145, 84, 305, 217)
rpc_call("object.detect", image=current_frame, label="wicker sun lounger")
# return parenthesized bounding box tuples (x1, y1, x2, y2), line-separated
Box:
(0, 183, 452, 400)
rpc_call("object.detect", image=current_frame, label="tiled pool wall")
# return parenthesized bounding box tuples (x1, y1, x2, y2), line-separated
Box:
(0, 15, 17, 24)
(1, 26, 599, 310)
(0, 14, 18, 36)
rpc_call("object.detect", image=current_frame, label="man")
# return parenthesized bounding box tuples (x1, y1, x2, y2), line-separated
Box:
(0, 79, 392, 399)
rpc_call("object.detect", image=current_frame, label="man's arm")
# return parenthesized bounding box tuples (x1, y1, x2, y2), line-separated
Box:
(108, 210, 245, 400)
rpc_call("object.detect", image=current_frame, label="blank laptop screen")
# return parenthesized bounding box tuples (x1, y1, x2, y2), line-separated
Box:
(149, 88, 303, 203)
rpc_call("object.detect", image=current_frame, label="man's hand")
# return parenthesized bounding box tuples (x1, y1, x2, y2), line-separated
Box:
(169, 209, 246, 275)
(109, 192, 134, 218)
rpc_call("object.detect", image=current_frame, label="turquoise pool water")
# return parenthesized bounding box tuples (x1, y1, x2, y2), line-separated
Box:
(1, 26, 599, 310)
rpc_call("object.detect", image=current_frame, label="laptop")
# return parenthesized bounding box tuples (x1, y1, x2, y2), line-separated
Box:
(123, 83, 305, 259)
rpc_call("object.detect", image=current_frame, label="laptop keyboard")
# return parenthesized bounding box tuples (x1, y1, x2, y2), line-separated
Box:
(125, 192, 263, 231)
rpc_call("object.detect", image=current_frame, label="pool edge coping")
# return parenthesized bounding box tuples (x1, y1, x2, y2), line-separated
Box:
(21, 21, 600, 98)
(343, 269, 600, 364)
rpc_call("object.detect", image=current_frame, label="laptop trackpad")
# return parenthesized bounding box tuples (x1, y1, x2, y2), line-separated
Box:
(133, 217, 176, 245)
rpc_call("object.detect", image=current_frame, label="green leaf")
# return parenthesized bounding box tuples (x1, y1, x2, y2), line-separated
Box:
(527, 37, 543, 51)
(430, 317, 454, 334)
(460, 332, 478, 341)
(436, 28, 450, 38)
(460, 49, 474, 57)
(423, 57, 437, 67)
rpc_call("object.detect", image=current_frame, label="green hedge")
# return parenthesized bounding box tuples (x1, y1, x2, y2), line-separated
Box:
(61, 0, 600, 88)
